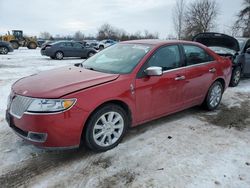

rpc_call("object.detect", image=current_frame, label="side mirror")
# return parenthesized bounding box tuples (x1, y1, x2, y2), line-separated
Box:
(246, 48, 250, 54)
(144, 66, 163, 76)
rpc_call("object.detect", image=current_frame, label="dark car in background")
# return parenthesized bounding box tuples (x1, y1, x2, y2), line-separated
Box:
(37, 39, 46, 47)
(0, 41, 14, 55)
(193, 33, 250, 87)
(41, 41, 97, 60)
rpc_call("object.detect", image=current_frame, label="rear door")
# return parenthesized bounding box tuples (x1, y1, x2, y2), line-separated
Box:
(181, 44, 218, 107)
(135, 45, 186, 122)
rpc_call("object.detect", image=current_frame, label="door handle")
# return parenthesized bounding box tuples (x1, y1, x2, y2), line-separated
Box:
(209, 68, 216, 73)
(175, 75, 185, 81)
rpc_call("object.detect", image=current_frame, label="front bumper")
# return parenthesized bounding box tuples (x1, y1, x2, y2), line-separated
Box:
(8, 47, 14, 52)
(5, 105, 87, 148)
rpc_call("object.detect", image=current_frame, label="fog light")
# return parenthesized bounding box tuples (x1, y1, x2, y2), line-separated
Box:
(27, 132, 47, 143)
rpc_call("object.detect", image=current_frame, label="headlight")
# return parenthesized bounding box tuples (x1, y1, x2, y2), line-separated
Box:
(27, 98, 76, 113)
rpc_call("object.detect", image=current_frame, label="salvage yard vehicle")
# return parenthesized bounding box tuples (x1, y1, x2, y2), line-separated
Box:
(0, 30, 38, 49)
(97, 39, 117, 50)
(41, 41, 97, 60)
(0, 41, 14, 55)
(6, 40, 232, 151)
(193, 33, 250, 87)
(237, 37, 250, 77)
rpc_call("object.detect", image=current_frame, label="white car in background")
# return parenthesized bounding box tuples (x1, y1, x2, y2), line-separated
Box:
(97, 39, 117, 50)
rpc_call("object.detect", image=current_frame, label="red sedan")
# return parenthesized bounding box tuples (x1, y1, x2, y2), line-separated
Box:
(6, 40, 232, 151)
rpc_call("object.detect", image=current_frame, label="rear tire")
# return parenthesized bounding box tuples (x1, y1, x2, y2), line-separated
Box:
(55, 51, 64, 60)
(10, 41, 19, 49)
(0, 47, 9, 54)
(203, 81, 223, 111)
(84, 104, 128, 152)
(229, 66, 241, 87)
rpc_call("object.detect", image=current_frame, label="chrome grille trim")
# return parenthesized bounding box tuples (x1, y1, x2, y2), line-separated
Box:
(10, 95, 33, 119)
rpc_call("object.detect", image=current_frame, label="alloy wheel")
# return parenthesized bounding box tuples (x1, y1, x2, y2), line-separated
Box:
(93, 111, 124, 147)
(56, 52, 63, 60)
(209, 84, 222, 108)
(0, 47, 8, 54)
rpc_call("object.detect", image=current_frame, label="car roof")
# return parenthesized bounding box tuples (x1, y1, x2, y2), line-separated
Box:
(121, 39, 201, 46)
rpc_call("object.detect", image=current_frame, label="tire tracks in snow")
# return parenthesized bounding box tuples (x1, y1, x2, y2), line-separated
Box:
(0, 148, 93, 188)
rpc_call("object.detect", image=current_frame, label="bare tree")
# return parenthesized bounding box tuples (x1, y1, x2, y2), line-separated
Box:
(39, 32, 51, 40)
(183, 0, 218, 39)
(234, 0, 250, 37)
(97, 23, 117, 40)
(73, 31, 85, 40)
(172, 0, 186, 39)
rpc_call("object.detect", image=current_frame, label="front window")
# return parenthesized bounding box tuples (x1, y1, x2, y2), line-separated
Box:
(83, 43, 152, 74)
(147, 45, 181, 71)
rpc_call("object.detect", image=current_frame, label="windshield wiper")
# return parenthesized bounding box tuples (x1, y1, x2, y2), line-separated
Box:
(83, 65, 96, 71)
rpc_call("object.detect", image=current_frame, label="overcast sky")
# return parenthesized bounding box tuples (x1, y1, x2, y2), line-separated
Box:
(0, 0, 243, 39)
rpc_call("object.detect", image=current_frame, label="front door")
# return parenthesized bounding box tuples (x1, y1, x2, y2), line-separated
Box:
(135, 45, 185, 123)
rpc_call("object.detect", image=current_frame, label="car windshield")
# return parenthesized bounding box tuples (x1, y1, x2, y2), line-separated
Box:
(209, 46, 236, 55)
(83, 43, 152, 74)
(237, 39, 245, 51)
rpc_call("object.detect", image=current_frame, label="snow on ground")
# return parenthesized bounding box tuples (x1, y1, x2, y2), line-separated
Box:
(0, 48, 250, 188)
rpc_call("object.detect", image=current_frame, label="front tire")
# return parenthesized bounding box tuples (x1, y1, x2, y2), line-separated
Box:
(229, 66, 241, 87)
(55, 51, 64, 60)
(0, 47, 9, 54)
(84, 104, 128, 152)
(204, 81, 223, 110)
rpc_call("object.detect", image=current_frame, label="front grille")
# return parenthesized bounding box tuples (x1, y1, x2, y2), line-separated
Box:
(10, 95, 33, 118)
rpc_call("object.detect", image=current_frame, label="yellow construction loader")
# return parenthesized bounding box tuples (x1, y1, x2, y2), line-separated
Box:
(0, 30, 38, 49)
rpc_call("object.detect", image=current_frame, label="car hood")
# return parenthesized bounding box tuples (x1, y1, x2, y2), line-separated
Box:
(193, 32, 240, 52)
(12, 66, 119, 98)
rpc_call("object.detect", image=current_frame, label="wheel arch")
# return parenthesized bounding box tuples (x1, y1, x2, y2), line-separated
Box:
(215, 77, 226, 92)
(80, 99, 132, 141)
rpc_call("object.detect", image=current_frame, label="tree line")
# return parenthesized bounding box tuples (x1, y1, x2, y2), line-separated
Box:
(173, 0, 250, 40)
(40, 0, 250, 41)
(39, 24, 159, 41)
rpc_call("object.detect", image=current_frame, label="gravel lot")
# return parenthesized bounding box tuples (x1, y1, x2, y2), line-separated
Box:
(0, 48, 250, 188)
